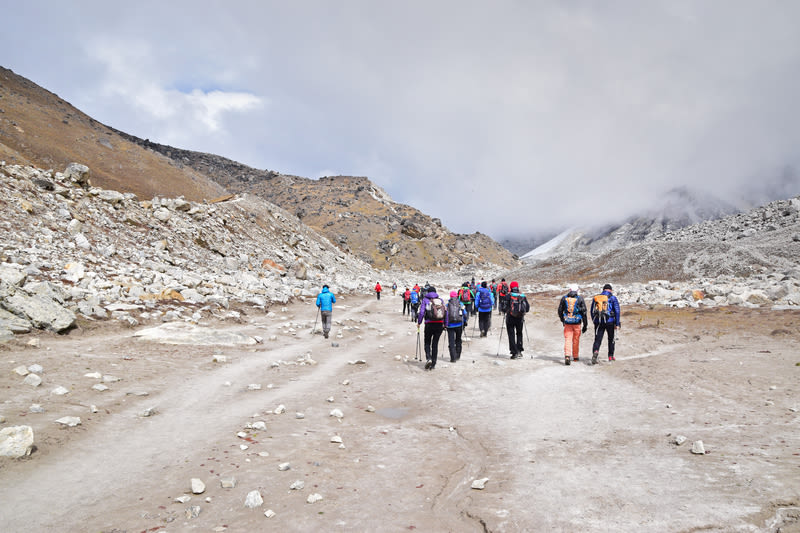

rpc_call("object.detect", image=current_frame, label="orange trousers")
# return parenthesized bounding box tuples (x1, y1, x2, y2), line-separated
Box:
(563, 323, 582, 358)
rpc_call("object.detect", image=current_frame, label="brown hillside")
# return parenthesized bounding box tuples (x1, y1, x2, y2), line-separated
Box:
(0, 66, 227, 202)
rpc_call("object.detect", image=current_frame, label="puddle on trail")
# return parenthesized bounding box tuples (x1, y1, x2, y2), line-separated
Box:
(375, 407, 410, 419)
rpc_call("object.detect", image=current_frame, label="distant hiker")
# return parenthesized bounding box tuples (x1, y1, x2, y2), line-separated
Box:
(392, 282, 397, 296)
(402, 288, 411, 315)
(413, 283, 421, 296)
(375, 281, 382, 300)
(418, 286, 446, 370)
(458, 282, 473, 324)
(497, 278, 510, 315)
(315, 284, 336, 339)
(591, 284, 621, 363)
(490, 279, 498, 310)
(558, 284, 588, 365)
(475, 281, 495, 337)
(409, 287, 420, 322)
(505, 281, 530, 359)
(446, 290, 467, 362)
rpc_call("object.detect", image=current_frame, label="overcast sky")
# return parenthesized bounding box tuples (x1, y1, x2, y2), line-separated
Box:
(3, 1, 800, 239)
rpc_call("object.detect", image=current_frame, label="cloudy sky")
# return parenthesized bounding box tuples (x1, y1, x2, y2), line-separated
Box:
(3, 1, 800, 239)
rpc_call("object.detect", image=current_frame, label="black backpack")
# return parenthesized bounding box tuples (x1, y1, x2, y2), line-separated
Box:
(508, 294, 527, 317)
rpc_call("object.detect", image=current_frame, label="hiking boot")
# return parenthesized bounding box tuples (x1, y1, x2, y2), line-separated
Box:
(565, 356, 571, 366)
(323, 331, 329, 339)
(425, 360, 432, 370)
(608, 356, 615, 362)
(510, 354, 518, 359)
(591, 351, 598, 365)
(573, 357, 579, 362)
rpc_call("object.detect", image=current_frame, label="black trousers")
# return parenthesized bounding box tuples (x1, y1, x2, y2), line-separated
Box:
(447, 326, 463, 361)
(592, 323, 616, 357)
(506, 314, 524, 355)
(478, 311, 492, 334)
(424, 322, 444, 367)
(402, 300, 409, 315)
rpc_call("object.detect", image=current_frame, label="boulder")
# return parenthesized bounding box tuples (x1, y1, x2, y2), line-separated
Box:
(63, 163, 91, 188)
(3, 292, 76, 332)
(0, 425, 34, 457)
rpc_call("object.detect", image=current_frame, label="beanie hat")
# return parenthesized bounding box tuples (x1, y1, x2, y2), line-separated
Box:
(603, 283, 613, 290)
(450, 290, 458, 298)
(569, 284, 578, 292)
(510, 281, 519, 290)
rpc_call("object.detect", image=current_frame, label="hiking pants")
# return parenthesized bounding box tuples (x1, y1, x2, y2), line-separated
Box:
(447, 326, 462, 361)
(402, 300, 408, 315)
(563, 323, 581, 358)
(506, 314, 524, 355)
(592, 323, 616, 357)
(424, 322, 444, 367)
(478, 311, 492, 335)
(376, 291, 381, 300)
(464, 303, 473, 317)
(410, 303, 419, 322)
(321, 311, 333, 334)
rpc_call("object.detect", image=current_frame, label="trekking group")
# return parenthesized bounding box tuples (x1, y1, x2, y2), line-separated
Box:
(313, 279, 621, 368)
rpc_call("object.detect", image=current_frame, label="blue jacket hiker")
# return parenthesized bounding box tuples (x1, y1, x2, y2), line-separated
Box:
(475, 282, 495, 337)
(315, 285, 336, 338)
(590, 284, 621, 363)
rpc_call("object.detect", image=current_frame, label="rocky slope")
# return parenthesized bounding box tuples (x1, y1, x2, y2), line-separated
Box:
(108, 135, 518, 272)
(0, 160, 380, 340)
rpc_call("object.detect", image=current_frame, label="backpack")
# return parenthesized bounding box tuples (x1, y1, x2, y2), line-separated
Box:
(593, 294, 611, 322)
(498, 282, 509, 297)
(424, 297, 446, 321)
(410, 291, 419, 304)
(508, 293, 527, 317)
(447, 299, 462, 325)
(459, 288, 471, 303)
(562, 296, 582, 324)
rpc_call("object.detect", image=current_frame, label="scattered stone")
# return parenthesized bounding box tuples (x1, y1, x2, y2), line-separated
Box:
(295, 412, 305, 419)
(492, 360, 506, 366)
(251, 421, 267, 431)
(341, 379, 350, 386)
(84, 372, 102, 379)
(278, 462, 291, 471)
(247, 384, 262, 391)
(264, 509, 276, 518)
(331, 342, 340, 347)
(306, 493, 323, 504)
(90, 405, 98, 413)
(327, 396, 335, 403)
(175, 495, 191, 504)
(102, 375, 121, 383)
(330, 408, 344, 419)
(51, 386, 69, 395)
(26, 338, 40, 348)
(0, 415, 5, 424)
(330, 435, 343, 444)
(23, 374, 42, 387)
(691, 440, 706, 455)
(92, 384, 109, 392)
(13, 365, 29, 376)
(290, 480, 305, 490)
(347, 359, 366, 365)
(185, 505, 201, 519)
(220, 477, 237, 489)
(139, 407, 157, 417)
(212, 355, 227, 363)
(191, 478, 206, 494)
(240, 444, 248, 451)
(244, 490, 263, 508)
(29, 404, 45, 413)
(365, 405, 376, 413)
(471, 477, 490, 490)
(675, 435, 687, 446)
(55, 416, 81, 427)
(258, 451, 270, 457)
(274, 404, 286, 414)
(0, 425, 34, 457)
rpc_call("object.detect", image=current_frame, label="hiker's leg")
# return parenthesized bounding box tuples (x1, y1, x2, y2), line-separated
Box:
(455, 327, 462, 359)
(563, 325, 572, 357)
(607, 325, 616, 358)
(572, 324, 581, 357)
(516, 320, 524, 353)
(430, 325, 443, 366)
(506, 317, 516, 354)
(592, 324, 604, 353)
(424, 325, 434, 360)
(447, 328, 456, 360)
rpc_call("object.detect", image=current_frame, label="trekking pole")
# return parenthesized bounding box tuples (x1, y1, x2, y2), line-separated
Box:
(523, 319, 532, 358)
(415, 329, 420, 361)
(471, 315, 478, 338)
(496, 313, 506, 357)
(311, 307, 320, 335)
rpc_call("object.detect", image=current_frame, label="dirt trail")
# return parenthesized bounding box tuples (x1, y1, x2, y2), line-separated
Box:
(1, 294, 798, 532)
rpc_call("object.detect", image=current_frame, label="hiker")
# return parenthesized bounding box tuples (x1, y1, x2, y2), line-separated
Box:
(459, 282, 473, 319)
(504, 281, 530, 359)
(315, 284, 336, 339)
(558, 284, 588, 365)
(402, 287, 411, 315)
(490, 279, 498, 310)
(446, 290, 467, 362)
(417, 286, 446, 370)
(392, 282, 397, 296)
(475, 281, 495, 337)
(497, 278, 510, 315)
(591, 283, 621, 363)
(375, 281, 382, 300)
(409, 286, 420, 322)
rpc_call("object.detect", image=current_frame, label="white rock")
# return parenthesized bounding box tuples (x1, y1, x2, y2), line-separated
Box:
(471, 477, 490, 490)
(295, 412, 305, 419)
(139, 407, 156, 417)
(90, 405, 98, 413)
(175, 495, 191, 504)
(264, 509, 276, 518)
(191, 478, 206, 494)
(51, 386, 69, 395)
(102, 375, 121, 383)
(691, 440, 706, 455)
(92, 384, 109, 392)
(251, 421, 267, 430)
(185, 505, 201, 519)
(212, 355, 227, 363)
(244, 490, 263, 508)
(237, 431, 248, 438)
(274, 404, 286, 414)
(290, 480, 305, 490)
(341, 379, 350, 385)
(258, 451, 270, 457)
(327, 396, 335, 403)
(247, 384, 262, 391)
(26, 339, 40, 348)
(84, 372, 102, 379)
(55, 416, 81, 427)
(221, 477, 236, 488)
(27, 363, 43, 373)
(306, 493, 323, 504)
(29, 404, 45, 413)
(330, 408, 344, 419)
(330, 435, 343, 443)
(365, 405, 376, 413)
(675, 435, 687, 446)
(0, 425, 34, 457)
(23, 374, 42, 387)
(278, 462, 291, 471)
(240, 444, 249, 450)
(13, 365, 29, 376)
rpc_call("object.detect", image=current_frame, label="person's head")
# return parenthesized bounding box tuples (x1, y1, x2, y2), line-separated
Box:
(450, 290, 458, 298)
(463, 281, 469, 287)
(501, 278, 506, 282)
(569, 284, 578, 293)
(428, 286, 437, 294)
(510, 281, 519, 291)
(481, 281, 487, 288)
(492, 279, 496, 283)
(603, 283, 613, 291)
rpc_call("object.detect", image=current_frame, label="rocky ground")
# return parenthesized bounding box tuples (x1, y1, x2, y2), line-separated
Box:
(1, 293, 798, 532)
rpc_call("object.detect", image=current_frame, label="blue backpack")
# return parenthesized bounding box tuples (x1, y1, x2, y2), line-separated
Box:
(410, 291, 419, 304)
(562, 296, 582, 324)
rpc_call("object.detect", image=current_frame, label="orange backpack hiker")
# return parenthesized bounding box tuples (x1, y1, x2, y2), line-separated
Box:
(593, 294, 610, 322)
(563, 296, 582, 324)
